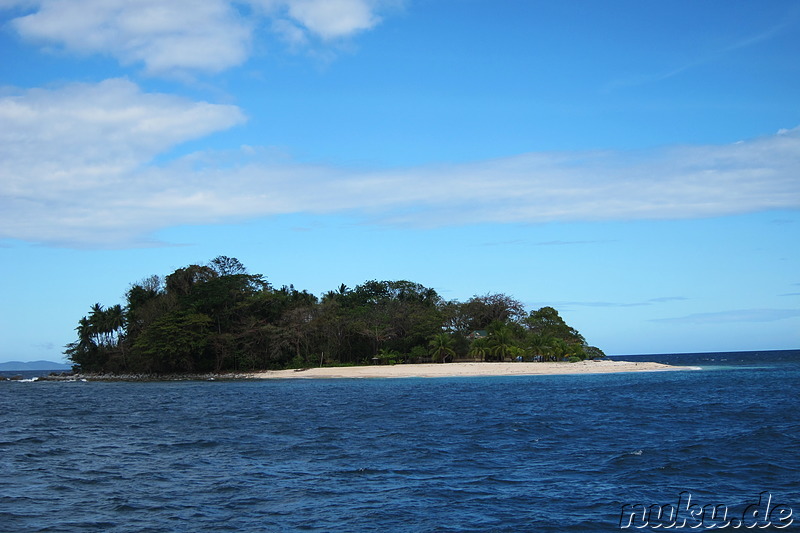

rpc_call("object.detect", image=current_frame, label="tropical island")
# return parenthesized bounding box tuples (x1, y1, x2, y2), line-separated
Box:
(62, 256, 691, 379)
(64, 256, 620, 376)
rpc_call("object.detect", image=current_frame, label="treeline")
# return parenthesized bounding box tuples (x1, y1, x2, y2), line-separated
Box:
(65, 256, 604, 374)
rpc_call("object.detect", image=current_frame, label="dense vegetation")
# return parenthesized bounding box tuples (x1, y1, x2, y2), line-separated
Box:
(65, 257, 604, 374)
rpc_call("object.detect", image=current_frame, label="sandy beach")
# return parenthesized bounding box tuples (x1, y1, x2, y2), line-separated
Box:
(248, 359, 695, 379)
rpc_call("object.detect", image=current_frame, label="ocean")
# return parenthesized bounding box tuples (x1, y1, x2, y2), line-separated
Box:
(1, 350, 798, 532)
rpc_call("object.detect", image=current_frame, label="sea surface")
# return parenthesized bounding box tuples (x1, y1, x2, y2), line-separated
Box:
(1, 350, 798, 532)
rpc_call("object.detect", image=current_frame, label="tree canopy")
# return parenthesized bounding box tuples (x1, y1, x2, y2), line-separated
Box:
(65, 256, 605, 373)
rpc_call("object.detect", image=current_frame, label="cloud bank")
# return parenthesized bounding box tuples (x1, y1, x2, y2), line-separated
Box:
(1, 79, 798, 248)
(3, 0, 389, 74)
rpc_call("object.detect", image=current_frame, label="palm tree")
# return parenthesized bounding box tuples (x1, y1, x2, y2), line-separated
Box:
(106, 304, 125, 346)
(468, 337, 490, 361)
(527, 334, 550, 362)
(488, 325, 516, 362)
(428, 332, 455, 363)
(88, 303, 107, 345)
(75, 316, 94, 351)
(508, 345, 526, 362)
(548, 338, 569, 361)
(322, 283, 349, 303)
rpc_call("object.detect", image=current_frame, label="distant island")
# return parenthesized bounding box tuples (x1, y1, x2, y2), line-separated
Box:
(0, 360, 71, 371)
(65, 256, 605, 375)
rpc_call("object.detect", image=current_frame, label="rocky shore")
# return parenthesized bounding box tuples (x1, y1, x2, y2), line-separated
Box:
(21, 371, 254, 382)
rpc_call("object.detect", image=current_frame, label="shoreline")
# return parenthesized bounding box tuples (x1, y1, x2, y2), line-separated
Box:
(248, 360, 697, 379)
(23, 360, 698, 382)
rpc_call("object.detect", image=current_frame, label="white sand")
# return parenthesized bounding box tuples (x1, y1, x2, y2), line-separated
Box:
(248, 360, 695, 379)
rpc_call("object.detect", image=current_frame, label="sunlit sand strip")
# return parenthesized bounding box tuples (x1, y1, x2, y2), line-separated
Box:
(248, 360, 698, 379)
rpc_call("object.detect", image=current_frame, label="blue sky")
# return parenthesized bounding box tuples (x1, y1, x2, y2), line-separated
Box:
(1, 0, 798, 363)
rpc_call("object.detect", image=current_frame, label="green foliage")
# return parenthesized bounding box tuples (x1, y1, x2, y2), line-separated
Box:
(64, 257, 603, 374)
(131, 311, 213, 373)
(447, 294, 526, 333)
(375, 348, 403, 365)
(525, 307, 585, 345)
(467, 337, 490, 361)
(584, 345, 606, 359)
(408, 344, 428, 363)
(428, 332, 455, 363)
(522, 307, 591, 361)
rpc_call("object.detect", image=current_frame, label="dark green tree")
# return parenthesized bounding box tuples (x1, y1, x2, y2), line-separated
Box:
(428, 332, 455, 363)
(131, 311, 213, 373)
(459, 293, 526, 333)
(486, 322, 520, 362)
(525, 307, 585, 344)
(65, 258, 603, 373)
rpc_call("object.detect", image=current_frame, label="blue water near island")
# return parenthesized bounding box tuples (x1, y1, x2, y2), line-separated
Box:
(1, 350, 798, 532)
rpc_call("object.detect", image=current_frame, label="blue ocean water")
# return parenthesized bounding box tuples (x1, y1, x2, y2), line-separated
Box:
(1, 350, 798, 532)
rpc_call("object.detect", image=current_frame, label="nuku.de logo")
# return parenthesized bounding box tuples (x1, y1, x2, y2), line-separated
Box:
(619, 491, 793, 529)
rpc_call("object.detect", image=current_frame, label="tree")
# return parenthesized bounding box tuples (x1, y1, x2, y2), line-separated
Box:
(547, 338, 570, 361)
(440, 299, 470, 333)
(583, 345, 606, 359)
(131, 311, 213, 373)
(188, 272, 268, 333)
(467, 337, 490, 361)
(125, 277, 166, 337)
(525, 307, 585, 345)
(527, 334, 551, 361)
(64, 316, 101, 372)
(309, 297, 350, 365)
(209, 255, 248, 276)
(65, 302, 127, 371)
(344, 280, 442, 360)
(322, 283, 349, 303)
(487, 322, 519, 362)
(105, 304, 125, 346)
(165, 264, 217, 298)
(428, 332, 455, 363)
(75, 316, 94, 351)
(458, 293, 526, 332)
(64, 258, 603, 373)
(88, 303, 107, 345)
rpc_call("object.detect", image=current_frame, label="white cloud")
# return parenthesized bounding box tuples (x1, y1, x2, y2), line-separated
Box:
(539, 297, 689, 309)
(1, 79, 798, 248)
(0, 79, 246, 246)
(652, 309, 800, 324)
(3, 0, 390, 74)
(281, 0, 380, 39)
(8, 0, 252, 75)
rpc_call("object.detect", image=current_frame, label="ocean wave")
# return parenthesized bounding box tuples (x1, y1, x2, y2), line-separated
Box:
(1, 353, 797, 532)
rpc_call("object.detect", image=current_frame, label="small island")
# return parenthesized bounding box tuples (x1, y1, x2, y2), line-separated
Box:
(64, 256, 678, 378)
